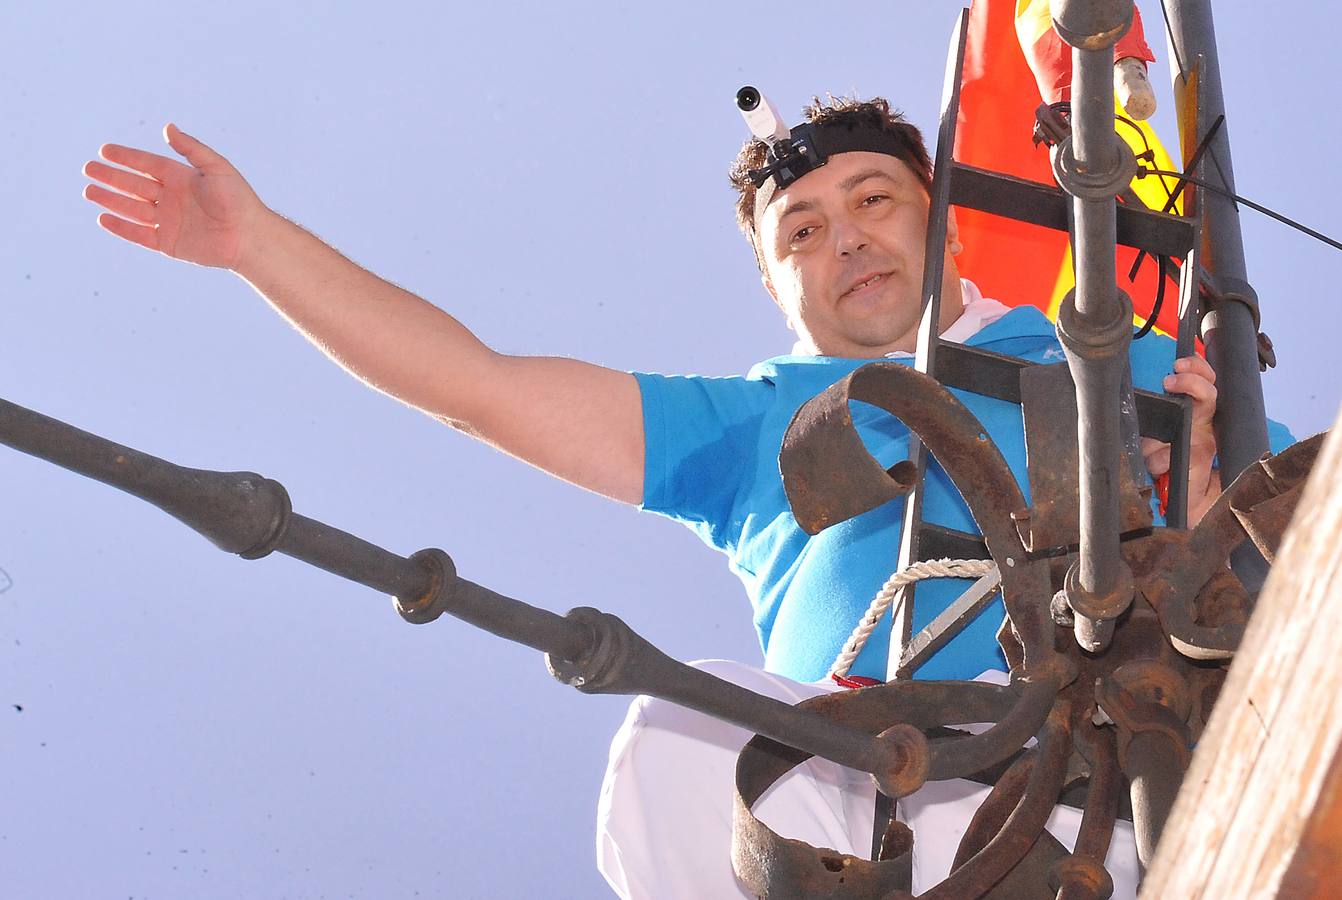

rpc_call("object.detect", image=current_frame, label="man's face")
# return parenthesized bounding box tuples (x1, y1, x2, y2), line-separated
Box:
(757, 150, 958, 358)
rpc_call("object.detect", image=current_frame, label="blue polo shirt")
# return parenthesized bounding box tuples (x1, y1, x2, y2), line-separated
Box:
(633, 306, 1292, 682)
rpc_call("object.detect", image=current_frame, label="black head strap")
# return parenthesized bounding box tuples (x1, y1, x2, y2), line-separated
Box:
(750, 120, 919, 232)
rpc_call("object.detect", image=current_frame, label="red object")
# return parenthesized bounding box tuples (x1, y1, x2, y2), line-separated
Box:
(1154, 471, 1171, 517)
(955, 0, 1071, 317)
(830, 673, 883, 690)
(1019, 3, 1155, 105)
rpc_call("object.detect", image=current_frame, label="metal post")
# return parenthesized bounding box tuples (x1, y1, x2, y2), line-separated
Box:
(1162, 0, 1272, 589)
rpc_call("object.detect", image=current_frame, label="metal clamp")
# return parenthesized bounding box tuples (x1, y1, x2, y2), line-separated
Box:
(1052, 134, 1139, 202)
(1064, 559, 1136, 651)
(1200, 274, 1261, 332)
(1056, 287, 1136, 360)
(1199, 274, 1277, 370)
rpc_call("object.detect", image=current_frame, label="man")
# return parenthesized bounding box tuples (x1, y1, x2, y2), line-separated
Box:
(83, 97, 1229, 897)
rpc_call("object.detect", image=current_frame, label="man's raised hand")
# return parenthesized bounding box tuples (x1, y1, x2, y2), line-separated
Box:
(83, 124, 265, 270)
(83, 124, 647, 505)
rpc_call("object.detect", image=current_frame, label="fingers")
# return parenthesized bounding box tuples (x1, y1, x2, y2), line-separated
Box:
(83, 159, 162, 203)
(1173, 354, 1215, 384)
(1144, 442, 1171, 476)
(1141, 437, 1172, 477)
(95, 212, 159, 252)
(1150, 355, 1222, 506)
(84, 183, 157, 225)
(83, 181, 158, 226)
(1163, 370, 1217, 424)
(163, 123, 229, 171)
(99, 142, 183, 181)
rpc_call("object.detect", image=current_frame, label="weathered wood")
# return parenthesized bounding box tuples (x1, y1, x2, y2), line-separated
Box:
(1279, 739, 1342, 897)
(1140, 413, 1342, 898)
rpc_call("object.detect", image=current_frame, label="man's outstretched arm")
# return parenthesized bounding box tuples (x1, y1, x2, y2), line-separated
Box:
(83, 124, 644, 505)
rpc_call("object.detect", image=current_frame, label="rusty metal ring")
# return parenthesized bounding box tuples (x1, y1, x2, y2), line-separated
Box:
(393, 547, 457, 625)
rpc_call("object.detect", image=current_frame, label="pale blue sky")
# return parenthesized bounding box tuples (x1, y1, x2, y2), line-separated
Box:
(4, 3, 1339, 897)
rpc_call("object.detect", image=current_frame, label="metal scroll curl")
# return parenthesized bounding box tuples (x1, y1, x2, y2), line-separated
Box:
(780, 362, 1058, 670)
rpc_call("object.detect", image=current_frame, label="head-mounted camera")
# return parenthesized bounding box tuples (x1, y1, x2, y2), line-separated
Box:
(736, 86, 924, 228)
(736, 86, 822, 191)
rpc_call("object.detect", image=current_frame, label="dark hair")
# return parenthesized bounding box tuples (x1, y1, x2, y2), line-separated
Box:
(728, 96, 932, 269)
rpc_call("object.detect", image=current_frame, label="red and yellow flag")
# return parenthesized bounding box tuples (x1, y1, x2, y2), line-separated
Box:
(954, 0, 1184, 336)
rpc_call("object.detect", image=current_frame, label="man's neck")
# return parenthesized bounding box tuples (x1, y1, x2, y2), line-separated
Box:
(791, 278, 977, 358)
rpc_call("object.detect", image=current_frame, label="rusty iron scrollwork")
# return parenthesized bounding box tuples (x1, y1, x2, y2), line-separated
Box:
(732, 361, 1326, 898)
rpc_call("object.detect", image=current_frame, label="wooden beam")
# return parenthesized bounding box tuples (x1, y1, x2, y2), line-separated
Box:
(1140, 413, 1342, 898)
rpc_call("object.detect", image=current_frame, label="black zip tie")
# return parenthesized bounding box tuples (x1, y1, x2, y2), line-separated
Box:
(1112, 114, 1169, 203)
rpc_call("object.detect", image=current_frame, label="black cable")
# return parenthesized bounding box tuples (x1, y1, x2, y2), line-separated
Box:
(1153, 115, 1226, 216)
(1113, 115, 1172, 205)
(1132, 255, 1168, 340)
(1135, 167, 1342, 252)
(1114, 114, 1153, 155)
(1127, 114, 1227, 283)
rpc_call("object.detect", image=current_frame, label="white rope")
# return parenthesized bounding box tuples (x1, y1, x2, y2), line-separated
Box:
(828, 558, 999, 678)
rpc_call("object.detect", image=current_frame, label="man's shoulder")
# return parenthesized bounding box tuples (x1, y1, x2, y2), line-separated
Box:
(745, 354, 868, 385)
(969, 304, 1055, 343)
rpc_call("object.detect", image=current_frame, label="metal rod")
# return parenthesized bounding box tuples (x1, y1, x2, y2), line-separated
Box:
(281, 513, 430, 599)
(889, 7, 971, 682)
(0, 392, 936, 798)
(1070, 55, 1119, 229)
(875, 5, 970, 863)
(896, 570, 1002, 678)
(1125, 730, 1185, 869)
(599, 636, 924, 789)
(1050, 0, 1139, 651)
(1054, 726, 1121, 900)
(1073, 43, 1125, 622)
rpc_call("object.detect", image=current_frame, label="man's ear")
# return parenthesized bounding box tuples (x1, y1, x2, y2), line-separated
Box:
(760, 269, 796, 332)
(946, 206, 964, 256)
(761, 270, 780, 308)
